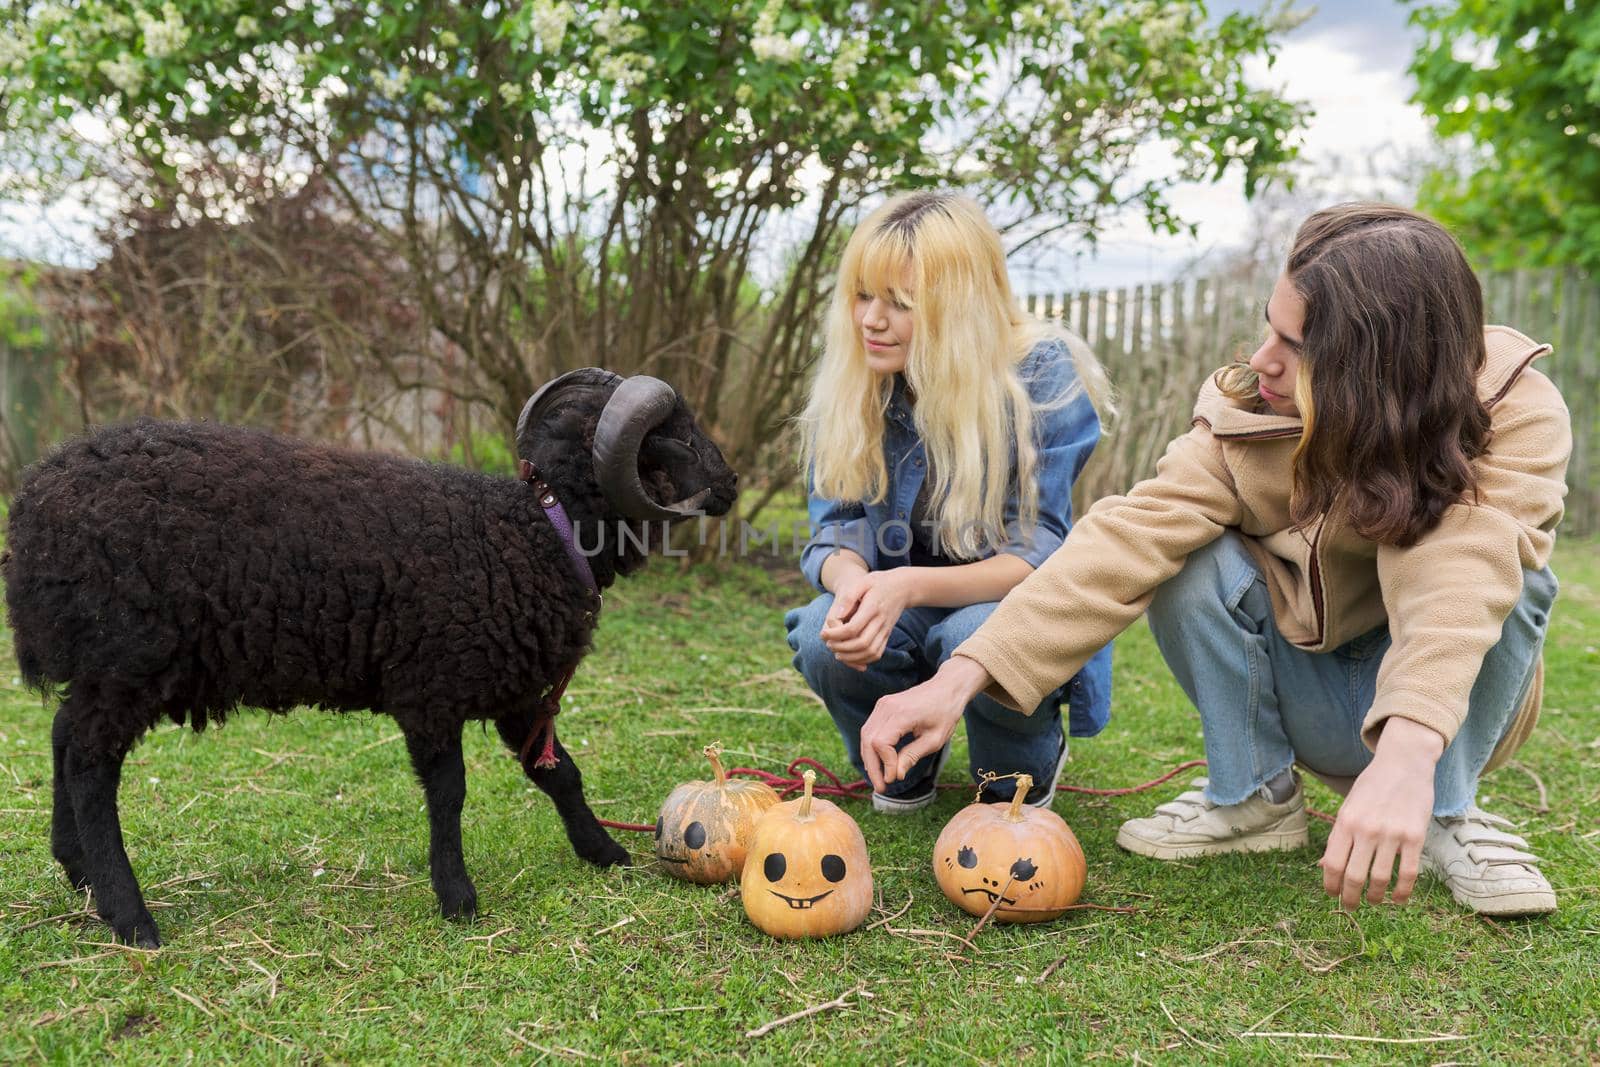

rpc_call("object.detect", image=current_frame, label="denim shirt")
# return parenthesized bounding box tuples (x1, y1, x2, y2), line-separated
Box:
(799, 339, 1114, 736)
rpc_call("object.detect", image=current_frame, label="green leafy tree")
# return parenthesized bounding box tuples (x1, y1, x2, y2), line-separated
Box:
(1, 0, 1305, 510)
(1411, 0, 1600, 272)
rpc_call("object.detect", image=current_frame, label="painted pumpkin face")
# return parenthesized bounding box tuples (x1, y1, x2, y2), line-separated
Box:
(655, 746, 780, 884)
(932, 775, 1086, 924)
(741, 770, 873, 938)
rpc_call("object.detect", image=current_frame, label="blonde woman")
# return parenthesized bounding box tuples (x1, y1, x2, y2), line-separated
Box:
(786, 190, 1114, 813)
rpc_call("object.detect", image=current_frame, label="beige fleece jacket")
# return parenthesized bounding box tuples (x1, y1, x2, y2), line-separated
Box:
(955, 325, 1572, 766)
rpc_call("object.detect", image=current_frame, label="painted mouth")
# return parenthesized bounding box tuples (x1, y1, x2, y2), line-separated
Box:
(962, 887, 1018, 906)
(658, 855, 690, 866)
(769, 889, 834, 910)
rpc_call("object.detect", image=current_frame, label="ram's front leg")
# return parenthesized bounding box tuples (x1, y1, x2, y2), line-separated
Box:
(496, 718, 630, 868)
(404, 729, 478, 920)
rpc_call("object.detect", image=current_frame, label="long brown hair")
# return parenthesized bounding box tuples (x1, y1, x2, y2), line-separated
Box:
(1248, 203, 1491, 546)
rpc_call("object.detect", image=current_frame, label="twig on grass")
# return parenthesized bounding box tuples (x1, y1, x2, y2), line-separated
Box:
(1161, 1000, 1221, 1052)
(463, 926, 518, 951)
(18, 950, 121, 976)
(865, 892, 913, 931)
(1504, 761, 1550, 812)
(1240, 1031, 1467, 1045)
(14, 908, 94, 933)
(953, 875, 1016, 954)
(744, 985, 872, 1039)
(1035, 954, 1071, 983)
(504, 1028, 597, 1059)
(354, 732, 404, 752)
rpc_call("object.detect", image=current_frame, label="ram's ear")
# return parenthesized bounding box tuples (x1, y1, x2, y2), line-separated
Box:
(515, 368, 624, 461)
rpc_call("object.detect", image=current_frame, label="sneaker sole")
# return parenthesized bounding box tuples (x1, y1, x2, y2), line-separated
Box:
(1115, 825, 1309, 861)
(870, 740, 952, 815)
(871, 790, 938, 814)
(1424, 874, 1557, 917)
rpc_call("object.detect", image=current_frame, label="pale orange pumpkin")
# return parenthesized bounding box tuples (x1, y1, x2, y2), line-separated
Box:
(933, 774, 1086, 923)
(655, 745, 781, 884)
(741, 770, 873, 938)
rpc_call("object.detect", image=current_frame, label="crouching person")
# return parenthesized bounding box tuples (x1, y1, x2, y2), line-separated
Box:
(784, 191, 1114, 813)
(863, 203, 1570, 916)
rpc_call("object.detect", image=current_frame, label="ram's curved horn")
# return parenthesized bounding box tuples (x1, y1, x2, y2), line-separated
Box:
(592, 375, 709, 520)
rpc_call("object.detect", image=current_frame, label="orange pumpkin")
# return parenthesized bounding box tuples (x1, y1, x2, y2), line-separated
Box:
(655, 745, 781, 883)
(933, 774, 1086, 923)
(741, 770, 873, 938)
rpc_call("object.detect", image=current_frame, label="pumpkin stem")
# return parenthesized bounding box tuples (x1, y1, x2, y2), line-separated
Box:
(1007, 775, 1033, 821)
(798, 769, 816, 819)
(704, 743, 726, 787)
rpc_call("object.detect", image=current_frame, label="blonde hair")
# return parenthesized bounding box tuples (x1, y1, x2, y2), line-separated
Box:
(799, 191, 1112, 557)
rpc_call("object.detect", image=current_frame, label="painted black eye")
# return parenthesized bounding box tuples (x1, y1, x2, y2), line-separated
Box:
(820, 854, 846, 882)
(654, 817, 663, 840)
(684, 821, 707, 849)
(957, 846, 978, 869)
(764, 853, 786, 882)
(1010, 858, 1038, 882)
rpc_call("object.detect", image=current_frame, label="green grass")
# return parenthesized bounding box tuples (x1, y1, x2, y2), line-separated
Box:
(1, 543, 1597, 1064)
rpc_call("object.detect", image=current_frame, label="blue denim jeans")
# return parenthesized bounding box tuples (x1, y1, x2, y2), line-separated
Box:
(1145, 532, 1558, 815)
(785, 596, 1068, 802)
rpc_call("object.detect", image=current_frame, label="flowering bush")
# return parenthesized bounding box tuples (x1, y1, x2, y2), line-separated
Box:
(1, 0, 1304, 514)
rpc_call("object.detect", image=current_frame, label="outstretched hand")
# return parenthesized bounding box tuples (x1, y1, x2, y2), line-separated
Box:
(1319, 717, 1444, 909)
(859, 656, 991, 792)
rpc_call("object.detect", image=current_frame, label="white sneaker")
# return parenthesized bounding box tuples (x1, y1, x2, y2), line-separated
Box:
(1116, 776, 1310, 860)
(1422, 806, 1556, 916)
(870, 740, 952, 814)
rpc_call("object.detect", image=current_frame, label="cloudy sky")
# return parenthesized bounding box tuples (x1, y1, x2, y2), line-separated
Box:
(3, 1, 1433, 284)
(1011, 0, 1431, 292)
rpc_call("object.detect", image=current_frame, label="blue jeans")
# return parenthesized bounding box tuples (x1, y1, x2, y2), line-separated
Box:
(1145, 532, 1557, 815)
(785, 596, 1068, 802)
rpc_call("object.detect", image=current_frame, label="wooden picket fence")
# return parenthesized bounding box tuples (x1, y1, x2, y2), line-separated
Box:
(1029, 270, 1600, 537)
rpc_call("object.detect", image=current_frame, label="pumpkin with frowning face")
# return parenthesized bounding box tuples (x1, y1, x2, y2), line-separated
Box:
(741, 770, 873, 938)
(655, 745, 781, 883)
(933, 774, 1086, 923)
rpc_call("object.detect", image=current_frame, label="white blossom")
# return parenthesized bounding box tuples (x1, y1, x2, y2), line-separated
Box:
(752, 0, 781, 38)
(0, 33, 25, 73)
(373, 65, 411, 100)
(597, 49, 653, 94)
(751, 33, 799, 63)
(830, 36, 867, 82)
(870, 90, 905, 134)
(531, 0, 572, 53)
(1139, 9, 1188, 50)
(99, 52, 143, 95)
(593, 5, 644, 48)
(234, 15, 260, 38)
(138, 3, 190, 60)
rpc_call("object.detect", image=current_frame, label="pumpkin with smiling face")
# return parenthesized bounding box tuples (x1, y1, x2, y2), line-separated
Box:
(933, 774, 1086, 923)
(655, 745, 781, 884)
(741, 770, 873, 938)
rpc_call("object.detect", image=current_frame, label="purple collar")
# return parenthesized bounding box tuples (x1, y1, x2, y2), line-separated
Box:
(518, 460, 600, 602)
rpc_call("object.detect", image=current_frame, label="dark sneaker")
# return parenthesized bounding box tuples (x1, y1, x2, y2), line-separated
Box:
(979, 730, 1070, 809)
(870, 740, 952, 814)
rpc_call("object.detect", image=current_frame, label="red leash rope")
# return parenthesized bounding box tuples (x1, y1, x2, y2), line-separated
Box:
(595, 756, 1211, 833)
